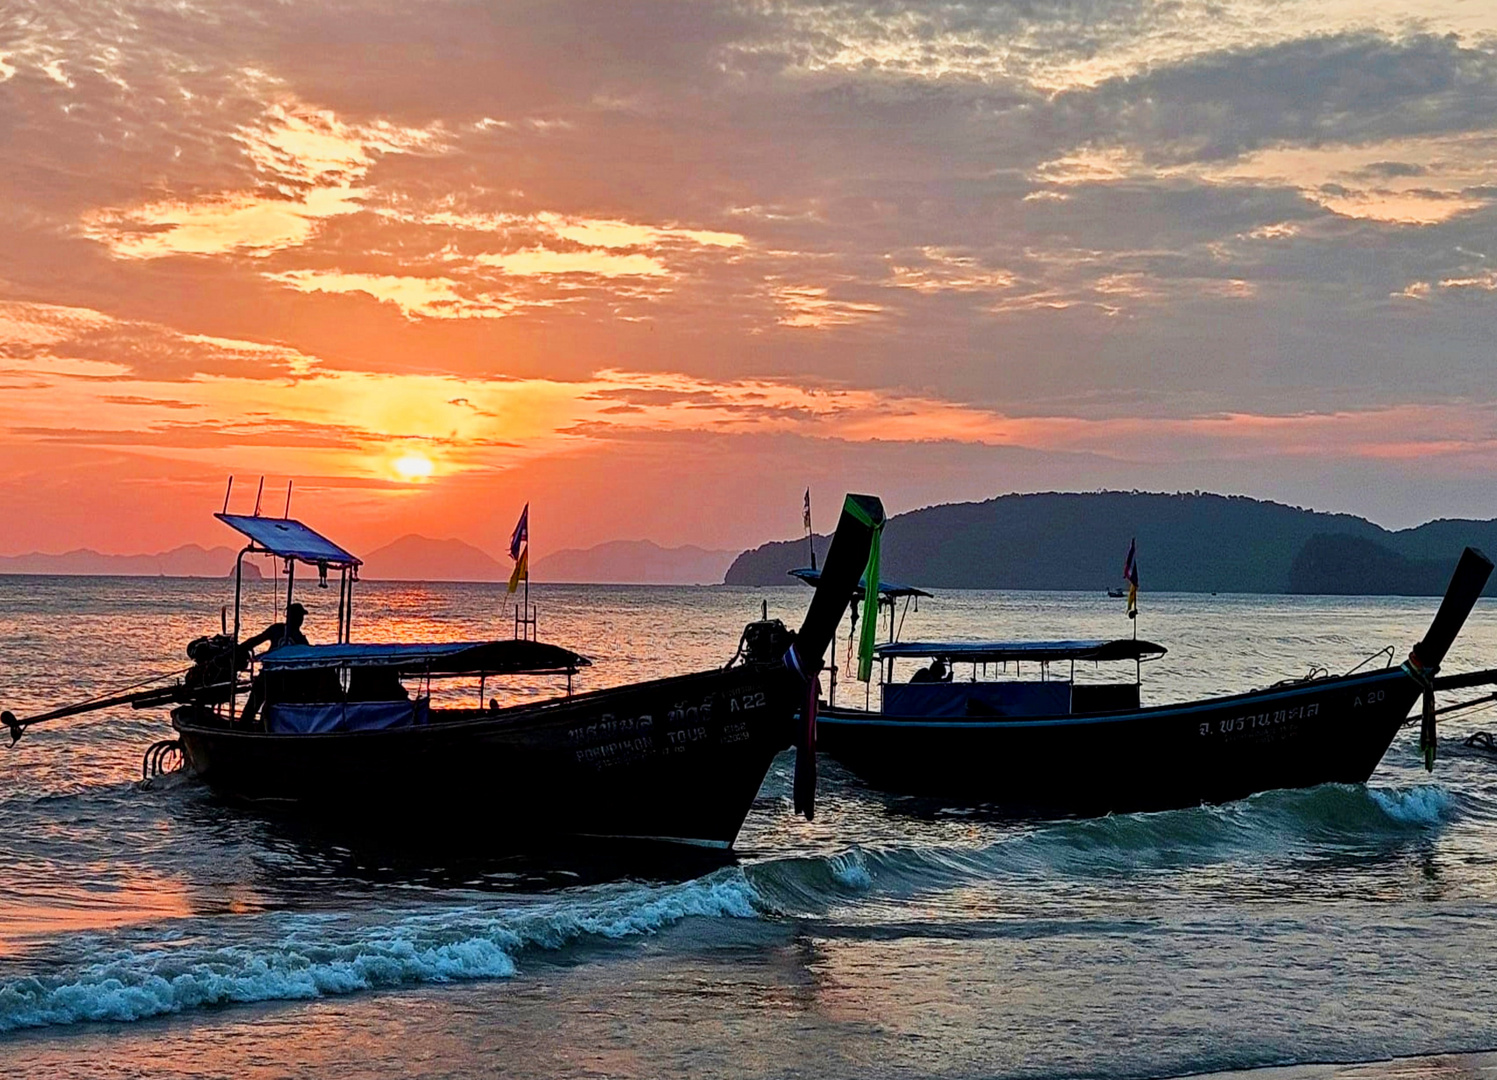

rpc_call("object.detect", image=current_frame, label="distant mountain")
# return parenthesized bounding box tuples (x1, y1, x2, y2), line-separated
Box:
(725, 491, 1497, 595)
(533, 540, 735, 585)
(1288, 534, 1458, 596)
(0, 544, 247, 577)
(360, 534, 508, 582)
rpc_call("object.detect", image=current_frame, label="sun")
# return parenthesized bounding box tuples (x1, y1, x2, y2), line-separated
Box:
(392, 453, 434, 480)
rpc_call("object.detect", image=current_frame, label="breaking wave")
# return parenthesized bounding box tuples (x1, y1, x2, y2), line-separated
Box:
(1, 779, 1466, 1033)
(0, 869, 764, 1032)
(1367, 784, 1457, 824)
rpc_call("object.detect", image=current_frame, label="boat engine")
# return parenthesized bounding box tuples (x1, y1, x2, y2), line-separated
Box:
(739, 618, 794, 666)
(184, 634, 239, 691)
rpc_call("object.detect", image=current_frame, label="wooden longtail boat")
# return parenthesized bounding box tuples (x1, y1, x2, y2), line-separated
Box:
(4, 495, 887, 850)
(812, 549, 1495, 816)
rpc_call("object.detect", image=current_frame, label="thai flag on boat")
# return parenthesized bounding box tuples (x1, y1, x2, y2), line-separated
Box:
(509, 503, 529, 560)
(507, 545, 528, 595)
(1123, 538, 1139, 618)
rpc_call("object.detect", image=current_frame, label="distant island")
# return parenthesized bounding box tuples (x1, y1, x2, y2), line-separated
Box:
(533, 541, 734, 585)
(360, 535, 508, 582)
(0, 535, 511, 582)
(360, 535, 734, 583)
(0, 544, 250, 578)
(9, 492, 1495, 594)
(1, 533, 735, 585)
(725, 491, 1497, 596)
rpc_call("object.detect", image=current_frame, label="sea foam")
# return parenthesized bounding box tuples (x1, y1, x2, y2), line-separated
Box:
(827, 847, 874, 891)
(0, 869, 764, 1032)
(1368, 784, 1456, 825)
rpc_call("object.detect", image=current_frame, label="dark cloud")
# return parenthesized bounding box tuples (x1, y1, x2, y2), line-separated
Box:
(100, 394, 203, 408)
(0, 304, 302, 381)
(1355, 161, 1429, 179)
(1059, 33, 1497, 164)
(11, 416, 368, 449)
(587, 387, 725, 407)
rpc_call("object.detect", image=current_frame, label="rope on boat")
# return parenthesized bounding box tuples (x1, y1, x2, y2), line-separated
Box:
(1268, 665, 1330, 689)
(1436, 693, 1497, 719)
(54, 666, 191, 712)
(1345, 645, 1396, 676)
(1403, 650, 1439, 771)
(1401, 694, 1497, 731)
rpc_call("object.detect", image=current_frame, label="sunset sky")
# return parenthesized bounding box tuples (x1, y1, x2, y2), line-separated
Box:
(3, 0, 1497, 558)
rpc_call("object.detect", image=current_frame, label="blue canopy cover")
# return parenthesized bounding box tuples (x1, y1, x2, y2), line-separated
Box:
(788, 567, 932, 599)
(260, 639, 590, 674)
(875, 639, 1167, 663)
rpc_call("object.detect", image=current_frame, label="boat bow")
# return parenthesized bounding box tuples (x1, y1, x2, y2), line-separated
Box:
(784, 493, 885, 819)
(1404, 546, 1494, 769)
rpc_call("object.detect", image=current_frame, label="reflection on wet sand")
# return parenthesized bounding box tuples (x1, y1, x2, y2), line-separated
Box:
(0, 873, 195, 958)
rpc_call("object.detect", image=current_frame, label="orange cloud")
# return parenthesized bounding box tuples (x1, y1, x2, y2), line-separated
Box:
(6, 300, 1497, 486)
(81, 102, 444, 259)
(266, 270, 521, 319)
(475, 248, 669, 278)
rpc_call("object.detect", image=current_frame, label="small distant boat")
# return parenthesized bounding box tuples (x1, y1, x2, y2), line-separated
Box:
(4, 495, 887, 850)
(1106, 587, 1126, 598)
(813, 549, 1495, 816)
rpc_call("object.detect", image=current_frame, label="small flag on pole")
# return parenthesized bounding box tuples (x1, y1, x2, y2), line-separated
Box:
(1123, 537, 1139, 619)
(507, 545, 528, 595)
(509, 503, 529, 560)
(804, 488, 817, 571)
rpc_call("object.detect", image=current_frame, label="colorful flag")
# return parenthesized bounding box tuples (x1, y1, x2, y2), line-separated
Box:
(1123, 538, 1139, 618)
(804, 489, 817, 570)
(509, 503, 528, 560)
(507, 545, 528, 594)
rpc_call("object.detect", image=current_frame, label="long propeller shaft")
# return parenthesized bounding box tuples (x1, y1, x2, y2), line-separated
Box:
(2, 681, 229, 745)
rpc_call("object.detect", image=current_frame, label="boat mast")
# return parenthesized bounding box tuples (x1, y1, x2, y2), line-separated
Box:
(230, 542, 251, 721)
(805, 488, 816, 572)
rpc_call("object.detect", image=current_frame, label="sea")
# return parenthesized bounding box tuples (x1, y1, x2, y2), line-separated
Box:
(4, 575, 1497, 1080)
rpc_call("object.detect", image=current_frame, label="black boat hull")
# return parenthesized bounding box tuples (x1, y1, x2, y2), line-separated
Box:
(818, 668, 1422, 815)
(174, 663, 800, 849)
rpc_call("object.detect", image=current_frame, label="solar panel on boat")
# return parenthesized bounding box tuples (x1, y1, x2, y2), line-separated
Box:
(216, 513, 362, 566)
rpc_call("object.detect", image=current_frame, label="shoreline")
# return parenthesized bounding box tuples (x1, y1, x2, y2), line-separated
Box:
(1187, 1050, 1497, 1080)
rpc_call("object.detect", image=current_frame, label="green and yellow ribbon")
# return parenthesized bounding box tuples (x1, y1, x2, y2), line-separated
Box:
(843, 496, 884, 683)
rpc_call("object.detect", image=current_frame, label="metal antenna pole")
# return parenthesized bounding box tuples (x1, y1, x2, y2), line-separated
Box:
(222, 475, 234, 515)
(1135, 609, 1141, 683)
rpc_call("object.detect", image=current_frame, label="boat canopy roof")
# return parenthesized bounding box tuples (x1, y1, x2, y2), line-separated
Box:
(789, 567, 932, 600)
(216, 513, 362, 568)
(875, 639, 1167, 663)
(260, 639, 590, 674)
